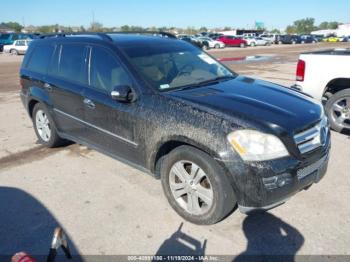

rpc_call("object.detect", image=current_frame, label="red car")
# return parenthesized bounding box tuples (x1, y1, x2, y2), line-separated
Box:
(217, 35, 247, 47)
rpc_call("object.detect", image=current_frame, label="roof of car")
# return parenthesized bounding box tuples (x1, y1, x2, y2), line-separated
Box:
(37, 32, 177, 45)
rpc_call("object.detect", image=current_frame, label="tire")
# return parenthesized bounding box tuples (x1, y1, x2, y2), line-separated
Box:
(325, 89, 350, 133)
(10, 49, 18, 55)
(214, 44, 220, 49)
(240, 43, 245, 48)
(278, 41, 283, 45)
(301, 41, 305, 44)
(292, 41, 296, 45)
(250, 42, 256, 47)
(161, 146, 236, 225)
(32, 103, 65, 147)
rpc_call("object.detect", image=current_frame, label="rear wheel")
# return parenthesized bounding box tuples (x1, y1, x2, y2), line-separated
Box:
(250, 42, 256, 47)
(214, 44, 220, 49)
(161, 146, 236, 225)
(240, 43, 245, 48)
(32, 103, 65, 147)
(325, 89, 350, 132)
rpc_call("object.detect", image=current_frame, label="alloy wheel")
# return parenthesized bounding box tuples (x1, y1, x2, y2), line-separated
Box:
(169, 161, 214, 215)
(331, 97, 350, 129)
(35, 109, 52, 142)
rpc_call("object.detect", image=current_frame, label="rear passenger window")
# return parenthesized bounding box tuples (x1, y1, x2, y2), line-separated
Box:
(58, 44, 86, 83)
(26, 44, 54, 74)
(90, 47, 132, 93)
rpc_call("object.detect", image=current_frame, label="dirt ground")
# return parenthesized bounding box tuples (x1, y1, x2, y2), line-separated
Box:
(0, 42, 350, 260)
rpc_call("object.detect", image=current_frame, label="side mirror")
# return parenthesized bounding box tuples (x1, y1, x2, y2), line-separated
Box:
(111, 85, 134, 102)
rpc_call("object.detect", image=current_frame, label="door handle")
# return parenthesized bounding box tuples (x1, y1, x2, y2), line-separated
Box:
(43, 83, 52, 91)
(83, 98, 95, 109)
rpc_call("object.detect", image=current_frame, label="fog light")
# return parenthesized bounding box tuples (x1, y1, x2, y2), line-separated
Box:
(263, 173, 292, 190)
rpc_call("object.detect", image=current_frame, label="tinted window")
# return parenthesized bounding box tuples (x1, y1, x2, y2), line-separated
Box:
(26, 44, 54, 74)
(90, 47, 132, 93)
(58, 44, 86, 83)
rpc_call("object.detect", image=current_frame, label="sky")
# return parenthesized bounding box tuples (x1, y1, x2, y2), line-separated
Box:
(1, 0, 349, 30)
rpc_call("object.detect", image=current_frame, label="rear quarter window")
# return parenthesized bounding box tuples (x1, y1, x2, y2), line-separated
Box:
(26, 43, 54, 74)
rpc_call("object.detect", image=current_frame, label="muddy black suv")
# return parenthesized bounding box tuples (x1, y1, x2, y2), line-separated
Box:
(20, 32, 330, 225)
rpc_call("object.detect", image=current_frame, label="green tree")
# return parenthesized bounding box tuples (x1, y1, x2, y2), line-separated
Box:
(199, 26, 208, 32)
(270, 28, 281, 34)
(286, 25, 296, 34)
(328, 21, 339, 29)
(37, 25, 55, 34)
(319, 21, 329, 29)
(89, 21, 103, 32)
(1, 22, 23, 32)
(120, 25, 130, 31)
(286, 18, 316, 34)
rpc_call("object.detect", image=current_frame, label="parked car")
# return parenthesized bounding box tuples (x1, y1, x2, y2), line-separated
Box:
(293, 48, 350, 133)
(324, 36, 342, 42)
(300, 35, 318, 44)
(279, 35, 302, 44)
(179, 36, 209, 50)
(342, 36, 350, 42)
(0, 33, 33, 52)
(217, 35, 247, 47)
(3, 39, 32, 55)
(244, 36, 270, 47)
(198, 37, 225, 49)
(313, 35, 326, 42)
(259, 34, 278, 43)
(208, 33, 223, 40)
(20, 33, 330, 225)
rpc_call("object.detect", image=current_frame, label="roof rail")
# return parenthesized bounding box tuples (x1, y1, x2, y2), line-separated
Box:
(38, 32, 113, 41)
(108, 31, 177, 39)
(38, 31, 177, 41)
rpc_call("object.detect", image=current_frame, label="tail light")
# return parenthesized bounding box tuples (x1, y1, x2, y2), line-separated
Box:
(296, 59, 306, 82)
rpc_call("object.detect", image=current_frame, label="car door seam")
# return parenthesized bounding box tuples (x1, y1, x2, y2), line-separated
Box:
(53, 108, 138, 147)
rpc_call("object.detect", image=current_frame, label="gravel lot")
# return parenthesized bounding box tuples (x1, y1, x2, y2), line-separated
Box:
(0, 43, 349, 260)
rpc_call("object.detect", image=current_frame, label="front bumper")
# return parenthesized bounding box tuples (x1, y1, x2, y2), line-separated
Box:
(221, 138, 331, 213)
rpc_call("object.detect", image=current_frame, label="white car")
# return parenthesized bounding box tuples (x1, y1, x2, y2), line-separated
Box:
(293, 48, 350, 133)
(244, 37, 270, 47)
(4, 40, 32, 55)
(198, 37, 225, 49)
(259, 34, 278, 43)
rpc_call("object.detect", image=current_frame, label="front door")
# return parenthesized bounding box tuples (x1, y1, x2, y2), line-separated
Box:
(82, 45, 142, 165)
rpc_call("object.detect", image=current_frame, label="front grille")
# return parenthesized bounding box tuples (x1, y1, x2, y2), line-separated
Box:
(294, 117, 329, 155)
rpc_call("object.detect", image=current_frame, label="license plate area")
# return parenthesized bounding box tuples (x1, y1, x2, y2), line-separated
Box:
(297, 154, 328, 180)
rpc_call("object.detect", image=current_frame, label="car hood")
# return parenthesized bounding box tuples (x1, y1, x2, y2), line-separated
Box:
(168, 76, 323, 134)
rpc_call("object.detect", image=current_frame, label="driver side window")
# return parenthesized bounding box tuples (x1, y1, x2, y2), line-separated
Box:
(90, 47, 132, 93)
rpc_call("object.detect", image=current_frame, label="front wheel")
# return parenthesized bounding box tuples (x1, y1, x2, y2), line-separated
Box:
(32, 103, 66, 147)
(161, 146, 236, 225)
(240, 43, 245, 48)
(214, 44, 220, 49)
(325, 89, 350, 132)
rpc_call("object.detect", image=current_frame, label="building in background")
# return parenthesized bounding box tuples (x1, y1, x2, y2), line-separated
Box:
(311, 23, 350, 37)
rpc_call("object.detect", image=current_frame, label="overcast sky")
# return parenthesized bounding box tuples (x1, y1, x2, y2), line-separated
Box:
(1, 0, 349, 29)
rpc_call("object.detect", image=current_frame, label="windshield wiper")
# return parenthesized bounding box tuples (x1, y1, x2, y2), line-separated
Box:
(175, 75, 236, 91)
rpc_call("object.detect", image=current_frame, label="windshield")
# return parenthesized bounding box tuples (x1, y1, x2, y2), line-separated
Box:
(119, 40, 236, 91)
(0, 34, 10, 40)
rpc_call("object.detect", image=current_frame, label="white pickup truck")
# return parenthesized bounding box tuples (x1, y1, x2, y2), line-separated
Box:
(294, 48, 350, 133)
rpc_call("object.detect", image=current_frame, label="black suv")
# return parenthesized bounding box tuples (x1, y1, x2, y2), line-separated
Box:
(20, 33, 330, 225)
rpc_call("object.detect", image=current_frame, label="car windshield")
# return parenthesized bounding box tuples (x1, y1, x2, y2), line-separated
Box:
(119, 40, 236, 91)
(0, 34, 10, 40)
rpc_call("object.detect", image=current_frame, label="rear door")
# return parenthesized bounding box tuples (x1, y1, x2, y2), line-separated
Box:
(82, 45, 142, 164)
(46, 43, 89, 140)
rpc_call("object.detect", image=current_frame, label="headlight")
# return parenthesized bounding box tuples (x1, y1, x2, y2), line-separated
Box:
(227, 130, 289, 161)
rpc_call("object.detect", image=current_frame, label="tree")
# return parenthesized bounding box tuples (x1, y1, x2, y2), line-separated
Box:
(199, 26, 208, 32)
(120, 25, 130, 32)
(293, 18, 316, 34)
(319, 21, 339, 30)
(328, 21, 339, 29)
(286, 25, 296, 34)
(270, 28, 281, 34)
(89, 21, 103, 32)
(0, 22, 23, 32)
(285, 18, 316, 34)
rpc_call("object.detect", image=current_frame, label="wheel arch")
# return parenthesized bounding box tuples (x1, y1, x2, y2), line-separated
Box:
(27, 87, 53, 118)
(324, 78, 350, 98)
(150, 136, 221, 178)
